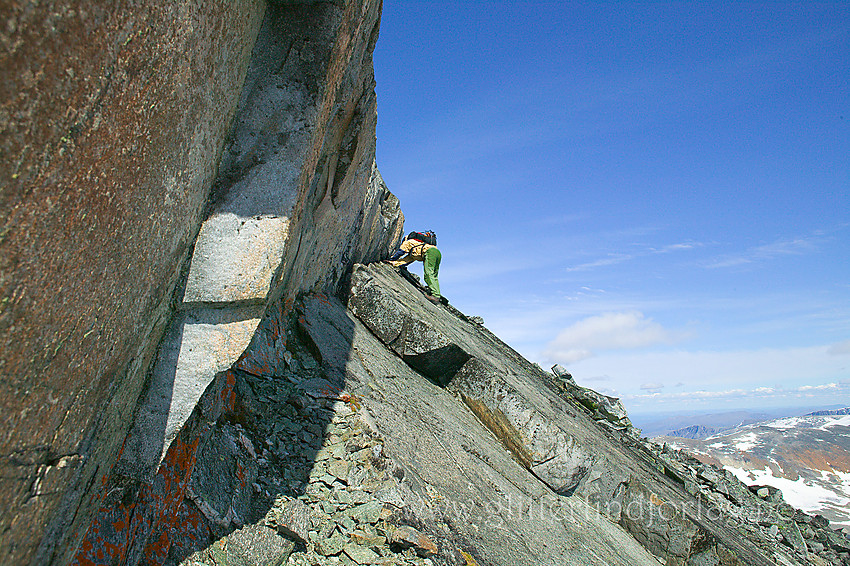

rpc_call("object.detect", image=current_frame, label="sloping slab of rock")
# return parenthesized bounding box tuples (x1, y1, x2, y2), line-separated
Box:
(300, 292, 663, 566)
(344, 263, 785, 566)
(348, 264, 471, 385)
(348, 263, 593, 494)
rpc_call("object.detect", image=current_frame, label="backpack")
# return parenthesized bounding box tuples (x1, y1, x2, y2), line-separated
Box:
(408, 230, 436, 246)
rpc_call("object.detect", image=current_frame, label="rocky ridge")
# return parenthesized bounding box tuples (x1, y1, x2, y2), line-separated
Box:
(374, 267, 850, 566)
(550, 364, 850, 564)
(344, 264, 850, 566)
(548, 371, 850, 564)
(116, 261, 850, 566)
(650, 443, 850, 565)
(3, 1, 849, 565)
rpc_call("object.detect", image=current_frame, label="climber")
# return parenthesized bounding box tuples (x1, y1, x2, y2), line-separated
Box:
(384, 231, 445, 305)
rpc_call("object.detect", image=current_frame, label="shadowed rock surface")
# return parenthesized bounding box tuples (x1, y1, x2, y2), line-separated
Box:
(1, 0, 396, 564)
(1, 2, 266, 564)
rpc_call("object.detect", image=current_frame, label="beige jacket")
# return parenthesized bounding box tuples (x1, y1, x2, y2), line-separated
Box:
(388, 239, 435, 267)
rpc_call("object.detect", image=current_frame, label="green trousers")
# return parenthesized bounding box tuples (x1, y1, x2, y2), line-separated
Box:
(423, 247, 441, 298)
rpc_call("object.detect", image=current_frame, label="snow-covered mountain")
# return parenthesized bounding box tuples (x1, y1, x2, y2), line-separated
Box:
(656, 409, 850, 528)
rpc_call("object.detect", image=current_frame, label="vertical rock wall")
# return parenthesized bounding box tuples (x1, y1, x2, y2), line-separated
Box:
(0, 2, 266, 565)
(1, 0, 400, 564)
(114, 1, 346, 489)
(105, 0, 398, 519)
(269, 0, 400, 302)
(66, 0, 401, 564)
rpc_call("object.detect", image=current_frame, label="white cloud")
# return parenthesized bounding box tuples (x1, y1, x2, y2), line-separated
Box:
(640, 383, 664, 391)
(543, 311, 683, 363)
(652, 242, 702, 253)
(566, 345, 850, 413)
(798, 383, 841, 392)
(754, 238, 819, 256)
(564, 254, 633, 273)
(703, 233, 826, 269)
(703, 256, 753, 269)
(626, 382, 850, 403)
(563, 240, 701, 272)
(659, 389, 747, 400)
(828, 340, 850, 355)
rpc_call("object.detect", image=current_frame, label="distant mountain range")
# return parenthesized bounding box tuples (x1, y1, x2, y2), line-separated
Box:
(654, 408, 850, 528)
(807, 408, 850, 417)
(667, 424, 717, 439)
(634, 404, 848, 439)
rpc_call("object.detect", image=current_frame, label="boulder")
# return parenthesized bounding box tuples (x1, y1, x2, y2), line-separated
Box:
(390, 525, 438, 557)
(270, 497, 311, 544)
(225, 524, 295, 566)
(779, 520, 808, 555)
(552, 364, 576, 384)
(826, 530, 850, 552)
(343, 543, 380, 565)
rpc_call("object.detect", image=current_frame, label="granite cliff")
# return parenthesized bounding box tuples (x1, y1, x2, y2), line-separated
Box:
(2, 1, 396, 563)
(1, 1, 847, 565)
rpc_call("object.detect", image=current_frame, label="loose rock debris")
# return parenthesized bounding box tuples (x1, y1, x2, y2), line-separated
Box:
(177, 370, 440, 566)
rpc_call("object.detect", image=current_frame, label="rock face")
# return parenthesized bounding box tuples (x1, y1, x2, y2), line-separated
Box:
(304, 284, 662, 565)
(1, 1, 399, 565)
(344, 264, 817, 566)
(1, 3, 266, 565)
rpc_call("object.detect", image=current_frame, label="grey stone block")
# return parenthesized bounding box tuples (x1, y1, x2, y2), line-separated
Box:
(226, 524, 295, 566)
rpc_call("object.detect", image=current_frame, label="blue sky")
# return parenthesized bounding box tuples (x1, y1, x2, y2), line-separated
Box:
(372, 2, 849, 417)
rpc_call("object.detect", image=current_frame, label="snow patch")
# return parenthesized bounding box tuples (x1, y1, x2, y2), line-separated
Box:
(734, 432, 758, 452)
(726, 465, 850, 526)
(764, 414, 850, 432)
(820, 415, 850, 430)
(765, 417, 804, 430)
